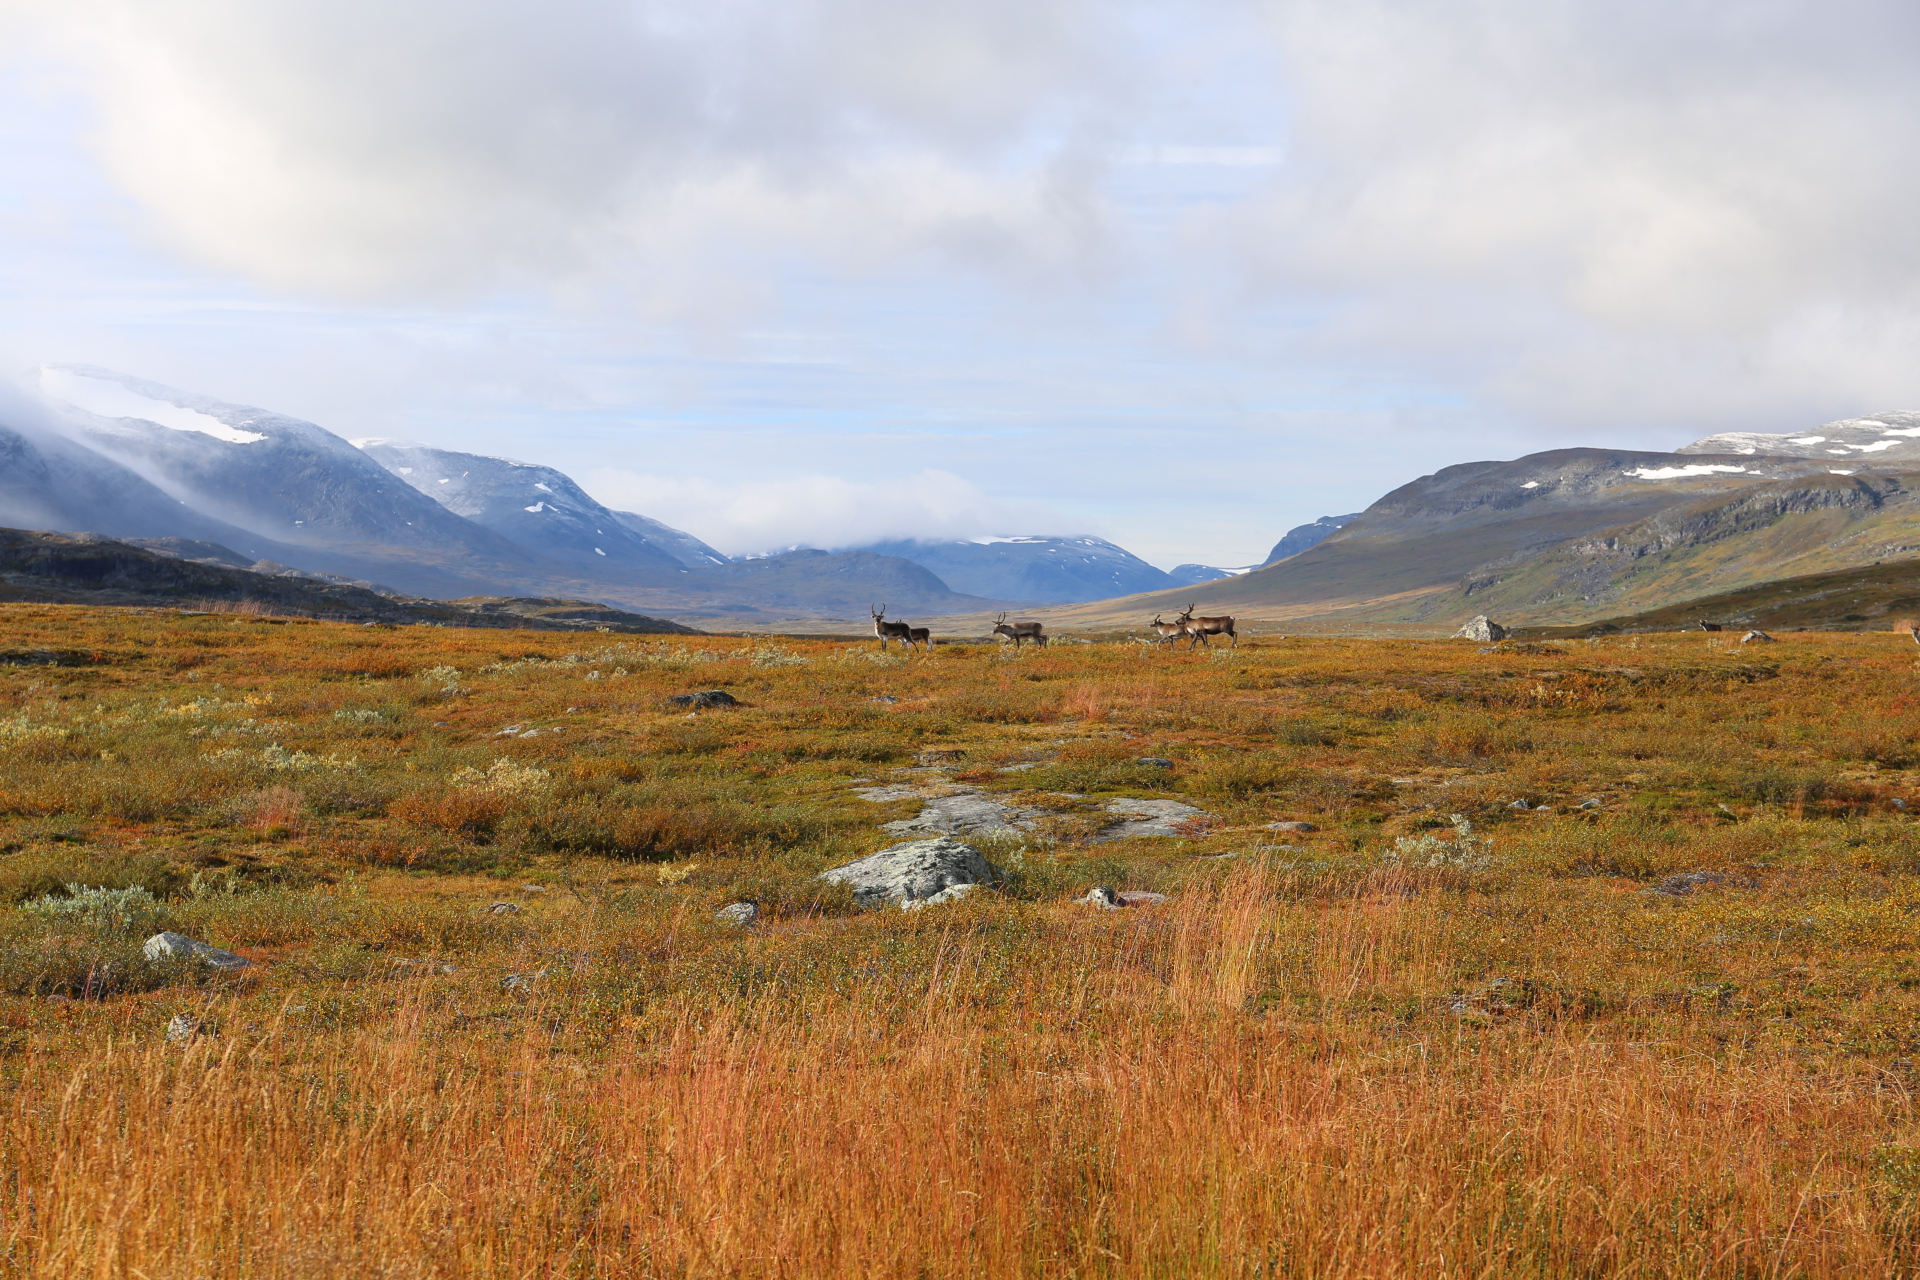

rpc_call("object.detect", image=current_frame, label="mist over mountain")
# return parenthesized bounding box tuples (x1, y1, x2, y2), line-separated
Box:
(853, 537, 1174, 604)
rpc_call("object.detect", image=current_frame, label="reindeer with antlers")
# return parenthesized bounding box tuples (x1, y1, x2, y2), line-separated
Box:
(1147, 613, 1188, 648)
(871, 604, 925, 654)
(1176, 602, 1238, 650)
(992, 613, 1047, 649)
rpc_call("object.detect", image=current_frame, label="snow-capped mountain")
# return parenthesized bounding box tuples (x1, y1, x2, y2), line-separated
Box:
(1679, 411, 1920, 463)
(356, 441, 724, 571)
(855, 536, 1174, 603)
(35, 366, 533, 562)
(1167, 563, 1258, 587)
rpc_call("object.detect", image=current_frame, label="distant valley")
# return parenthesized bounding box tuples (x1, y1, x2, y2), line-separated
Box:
(11, 363, 1920, 636)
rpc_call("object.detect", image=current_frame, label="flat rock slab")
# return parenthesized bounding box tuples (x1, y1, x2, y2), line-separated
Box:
(143, 932, 250, 970)
(856, 784, 1044, 837)
(821, 836, 1000, 906)
(1094, 798, 1213, 840)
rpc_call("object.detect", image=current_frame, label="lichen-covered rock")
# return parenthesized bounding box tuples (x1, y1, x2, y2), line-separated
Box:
(143, 932, 250, 970)
(165, 1012, 211, 1044)
(820, 836, 998, 906)
(666, 690, 739, 709)
(1452, 615, 1508, 642)
(715, 902, 759, 926)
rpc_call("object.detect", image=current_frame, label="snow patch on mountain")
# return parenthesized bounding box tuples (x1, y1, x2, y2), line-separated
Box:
(1627, 464, 1751, 480)
(40, 367, 265, 444)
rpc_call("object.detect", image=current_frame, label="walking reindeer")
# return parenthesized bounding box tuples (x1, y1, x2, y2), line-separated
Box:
(1177, 603, 1238, 649)
(992, 613, 1047, 648)
(1148, 613, 1188, 648)
(871, 604, 927, 654)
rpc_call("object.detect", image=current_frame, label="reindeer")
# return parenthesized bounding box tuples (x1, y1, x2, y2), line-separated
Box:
(992, 613, 1047, 648)
(908, 624, 932, 652)
(1148, 613, 1188, 648)
(1178, 603, 1238, 649)
(871, 604, 919, 653)
(1699, 621, 1724, 633)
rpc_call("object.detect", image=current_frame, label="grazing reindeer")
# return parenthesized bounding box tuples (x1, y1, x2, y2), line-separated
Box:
(871, 604, 919, 653)
(1148, 613, 1188, 648)
(1178, 603, 1238, 649)
(992, 613, 1047, 648)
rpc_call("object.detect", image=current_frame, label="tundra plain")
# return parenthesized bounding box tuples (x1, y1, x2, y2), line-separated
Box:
(6, 607, 1920, 1276)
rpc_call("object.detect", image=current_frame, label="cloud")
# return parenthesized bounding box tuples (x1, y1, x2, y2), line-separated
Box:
(581, 467, 1065, 555)
(1232, 0, 1920, 429)
(12, 0, 1132, 304)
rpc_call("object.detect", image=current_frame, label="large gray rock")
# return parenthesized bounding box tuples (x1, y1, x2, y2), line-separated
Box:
(821, 836, 999, 906)
(143, 932, 251, 970)
(1452, 615, 1508, 642)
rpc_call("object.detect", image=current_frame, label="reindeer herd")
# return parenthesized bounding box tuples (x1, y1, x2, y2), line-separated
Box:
(872, 601, 1236, 653)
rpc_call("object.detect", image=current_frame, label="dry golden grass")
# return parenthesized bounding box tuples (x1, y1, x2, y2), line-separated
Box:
(7, 604, 1920, 1275)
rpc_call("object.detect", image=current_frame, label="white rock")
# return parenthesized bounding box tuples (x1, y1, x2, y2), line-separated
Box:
(1453, 615, 1509, 642)
(143, 931, 251, 970)
(716, 902, 759, 926)
(820, 836, 999, 907)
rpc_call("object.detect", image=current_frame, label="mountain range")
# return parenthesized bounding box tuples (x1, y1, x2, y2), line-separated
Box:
(1038, 417, 1920, 634)
(15, 363, 1920, 636)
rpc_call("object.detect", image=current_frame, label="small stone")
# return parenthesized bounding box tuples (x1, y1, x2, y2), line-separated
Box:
(1894, 799, 1910, 811)
(520, 883, 549, 892)
(1740, 630, 1775, 644)
(1115, 890, 1169, 907)
(165, 1012, 211, 1044)
(143, 932, 251, 970)
(1508, 799, 1532, 810)
(871, 695, 900, 704)
(487, 901, 522, 914)
(1076, 886, 1122, 910)
(1575, 798, 1603, 810)
(1136, 757, 1175, 768)
(667, 690, 739, 709)
(1265, 820, 1317, 833)
(502, 969, 547, 995)
(916, 748, 967, 766)
(716, 902, 759, 926)
(1650, 870, 1733, 897)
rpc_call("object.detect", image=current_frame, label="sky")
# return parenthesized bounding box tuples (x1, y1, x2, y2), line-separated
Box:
(2, 0, 1919, 566)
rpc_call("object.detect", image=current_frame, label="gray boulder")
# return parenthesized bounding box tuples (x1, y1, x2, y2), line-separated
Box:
(143, 932, 250, 970)
(715, 901, 759, 926)
(1452, 615, 1509, 642)
(821, 836, 999, 906)
(871, 787, 1043, 838)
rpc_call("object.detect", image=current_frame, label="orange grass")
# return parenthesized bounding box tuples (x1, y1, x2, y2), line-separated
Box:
(5, 605, 1920, 1275)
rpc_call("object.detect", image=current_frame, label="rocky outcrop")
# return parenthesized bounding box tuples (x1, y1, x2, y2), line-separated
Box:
(820, 837, 999, 907)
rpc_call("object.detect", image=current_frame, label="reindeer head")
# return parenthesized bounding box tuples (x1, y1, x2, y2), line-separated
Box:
(871, 604, 886, 620)
(1177, 603, 1197, 622)
(1151, 613, 1163, 625)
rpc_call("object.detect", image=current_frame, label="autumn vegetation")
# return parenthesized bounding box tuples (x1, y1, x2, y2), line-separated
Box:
(6, 604, 1920, 1276)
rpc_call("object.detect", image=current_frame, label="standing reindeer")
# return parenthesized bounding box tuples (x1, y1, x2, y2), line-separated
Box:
(992, 613, 1047, 648)
(1178, 603, 1238, 649)
(871, 604, 922, 654)
(1148, 613, 1188, 648)
(908, 624, 932, 651)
